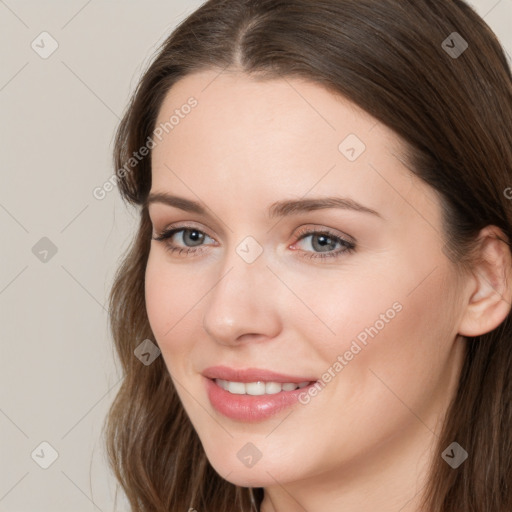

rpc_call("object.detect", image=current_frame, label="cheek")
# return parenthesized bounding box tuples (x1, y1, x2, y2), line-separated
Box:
(301, 259, 456, 399)
(145, 253, 169, 338)
(285, 267, 404, 364)
(144, 251, 195, 346)
(329, 267, 457, 420)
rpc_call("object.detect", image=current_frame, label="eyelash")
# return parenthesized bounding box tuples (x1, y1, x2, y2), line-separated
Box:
(151, 224, 356, 261)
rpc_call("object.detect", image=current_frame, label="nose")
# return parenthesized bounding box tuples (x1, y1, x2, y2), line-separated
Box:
(201, 244, 282, 346)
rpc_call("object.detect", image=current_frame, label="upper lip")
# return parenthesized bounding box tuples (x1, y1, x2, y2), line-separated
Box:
(202, 365, 318, 383)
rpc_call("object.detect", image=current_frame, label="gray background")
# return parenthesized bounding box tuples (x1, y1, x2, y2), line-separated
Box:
(0, 1, 510, 510)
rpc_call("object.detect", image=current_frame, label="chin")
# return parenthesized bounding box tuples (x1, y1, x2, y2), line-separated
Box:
(214, 466, 278, 488)
(204, 450, 298, 488)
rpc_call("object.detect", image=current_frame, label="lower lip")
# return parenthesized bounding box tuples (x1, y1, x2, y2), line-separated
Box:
(204, 377, 317, 422)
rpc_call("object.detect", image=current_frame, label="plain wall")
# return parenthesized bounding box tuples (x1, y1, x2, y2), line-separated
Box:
(0, 0, 511, 510)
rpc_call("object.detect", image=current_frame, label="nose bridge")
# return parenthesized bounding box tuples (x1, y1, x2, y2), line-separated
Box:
(201, 235, 280, 343)
(215, 233, 269, 295)
(207, 236, 267, 315)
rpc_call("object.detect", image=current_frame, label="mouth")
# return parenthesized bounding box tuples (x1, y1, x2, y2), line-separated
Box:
(213, 378, 313, 395)
(202, 366, 319, 422)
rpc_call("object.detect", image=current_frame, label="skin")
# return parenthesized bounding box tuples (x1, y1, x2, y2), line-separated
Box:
(144, 69, 512, 512)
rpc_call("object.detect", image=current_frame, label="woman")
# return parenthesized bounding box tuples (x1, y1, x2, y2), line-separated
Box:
(103, 0, 512, 510)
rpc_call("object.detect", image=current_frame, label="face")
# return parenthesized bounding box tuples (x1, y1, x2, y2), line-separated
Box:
(145, 69, 467, 489)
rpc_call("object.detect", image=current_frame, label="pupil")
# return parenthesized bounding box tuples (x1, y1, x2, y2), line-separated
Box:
(314, 234, 335, 252)
(186, 229, 203, 246)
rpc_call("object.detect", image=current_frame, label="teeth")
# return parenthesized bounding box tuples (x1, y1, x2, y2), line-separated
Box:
(215, 379, 311, 395)
(265, 382, 282, 394)
(228, 381, 246, 394)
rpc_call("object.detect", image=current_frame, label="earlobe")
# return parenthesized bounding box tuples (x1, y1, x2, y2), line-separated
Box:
(458, 226, 512, 338)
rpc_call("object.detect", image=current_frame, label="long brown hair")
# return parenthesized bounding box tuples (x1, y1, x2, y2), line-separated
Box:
(102, 1, 512, 510)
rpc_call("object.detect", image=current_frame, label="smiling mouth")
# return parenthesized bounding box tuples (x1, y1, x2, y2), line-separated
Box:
(213, 378, 313, 395)
(204, 374, 319, 422)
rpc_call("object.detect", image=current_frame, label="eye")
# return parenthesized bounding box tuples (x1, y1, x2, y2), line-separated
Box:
(291, 227, 356, 260)
(151, 224, 356, 261)
(152, 225, 215, 257)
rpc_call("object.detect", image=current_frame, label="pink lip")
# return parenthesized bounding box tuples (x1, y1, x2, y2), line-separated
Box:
(202, 366, 318, 422)
(202, 365, 317, 383)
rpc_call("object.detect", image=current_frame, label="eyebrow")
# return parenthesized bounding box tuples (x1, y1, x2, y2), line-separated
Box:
(145, 192, 383, 220)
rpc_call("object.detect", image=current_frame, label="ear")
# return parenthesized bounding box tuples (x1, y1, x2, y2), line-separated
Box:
(458, 225, 512, 337)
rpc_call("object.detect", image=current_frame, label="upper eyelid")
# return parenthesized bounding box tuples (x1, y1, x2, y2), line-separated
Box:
(156, 223, 218, 242)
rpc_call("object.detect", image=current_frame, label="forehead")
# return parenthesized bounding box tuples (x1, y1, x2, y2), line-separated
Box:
(153, 69, 387, 162)
(150, 69, 439, 226)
